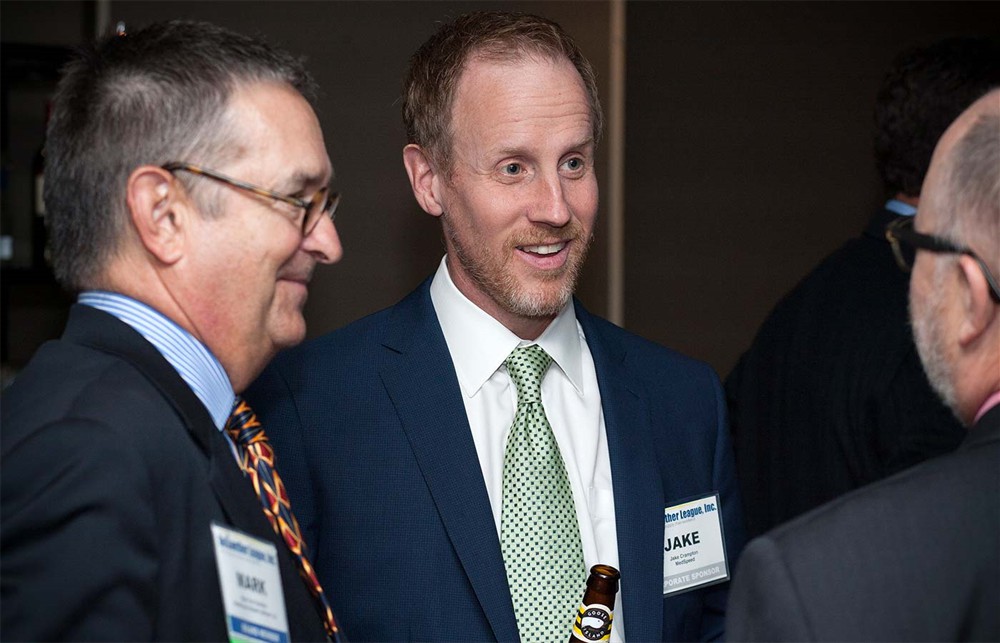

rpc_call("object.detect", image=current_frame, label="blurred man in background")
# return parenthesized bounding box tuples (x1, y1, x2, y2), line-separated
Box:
(727, 87, 1000, 642)
(726, 36, 1000, 537)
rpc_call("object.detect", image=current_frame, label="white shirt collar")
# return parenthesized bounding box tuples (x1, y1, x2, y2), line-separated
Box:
(429, 256, 585, 398)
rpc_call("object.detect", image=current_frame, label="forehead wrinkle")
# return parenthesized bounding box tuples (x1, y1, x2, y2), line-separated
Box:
(477, 95, 591, 131)
(450, 57, 592, 171)
(227, 82, 330, 190)
(269, 165, 332, 193)
(466, 102, 593, 154)
(494, 135, 595, 159)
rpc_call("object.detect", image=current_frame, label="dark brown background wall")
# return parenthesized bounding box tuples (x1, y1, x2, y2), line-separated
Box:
(2, 1, 996, 381)
(105, 0, 615, 333)
(625, 1, 998, 377)
(0, 0, 612, 374)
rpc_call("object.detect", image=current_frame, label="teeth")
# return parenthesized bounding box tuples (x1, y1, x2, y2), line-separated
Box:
(520, 242, 566, 255)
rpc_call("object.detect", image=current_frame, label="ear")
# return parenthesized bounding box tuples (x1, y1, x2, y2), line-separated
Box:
(956, 253, 999, 347)
(126, 166, 186, 265)
(402, 144, 444, 217)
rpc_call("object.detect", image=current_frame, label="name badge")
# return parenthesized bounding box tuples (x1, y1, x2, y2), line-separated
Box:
(211, 522, 290, 643)
(662, 493, 729, 595)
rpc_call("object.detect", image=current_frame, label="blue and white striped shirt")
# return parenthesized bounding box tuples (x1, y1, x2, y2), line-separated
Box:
(78, 290, 235, 432)
(885, 199, 917, 217)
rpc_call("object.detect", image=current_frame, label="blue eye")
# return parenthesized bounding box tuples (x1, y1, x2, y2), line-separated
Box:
(564, 158, 583, 171)
(503, 163, 523, 175)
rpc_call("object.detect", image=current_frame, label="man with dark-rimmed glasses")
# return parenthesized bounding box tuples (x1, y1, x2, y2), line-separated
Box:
(886, 216, 1000, 303)
(728, 87, 1000, 642)
(1, 20, 343, 641)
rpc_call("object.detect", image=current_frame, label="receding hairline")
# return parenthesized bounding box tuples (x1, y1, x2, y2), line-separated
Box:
(944, 91, 1000, 154)
(436, 48, 597, 166)
(924, 91, 1000, 265)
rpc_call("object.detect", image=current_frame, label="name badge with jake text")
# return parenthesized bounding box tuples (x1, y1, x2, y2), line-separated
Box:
(662, 493, 729, 595)
(211, 522, 290, 643)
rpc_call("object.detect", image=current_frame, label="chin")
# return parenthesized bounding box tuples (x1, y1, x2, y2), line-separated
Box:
(271, 314, 308, 350)
(504, 279, 575, 318)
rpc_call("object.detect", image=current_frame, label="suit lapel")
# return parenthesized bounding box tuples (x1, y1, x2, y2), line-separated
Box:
(576, 303, 665, 642)
(66, 305, 292, 547)
(66, 305, 324, 636)
(377, 283, 519, 642)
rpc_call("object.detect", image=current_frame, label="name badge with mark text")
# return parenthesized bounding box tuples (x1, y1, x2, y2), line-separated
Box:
(662, 493, 729, 595)
(211, 522, 290, 643)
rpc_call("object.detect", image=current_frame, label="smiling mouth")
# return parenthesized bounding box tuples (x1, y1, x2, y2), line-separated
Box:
(278, 260, 315, 285)
(517, 241, 568, 256)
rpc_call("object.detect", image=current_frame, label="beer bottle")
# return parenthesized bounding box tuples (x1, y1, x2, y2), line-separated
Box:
(569, 564, 620, 642)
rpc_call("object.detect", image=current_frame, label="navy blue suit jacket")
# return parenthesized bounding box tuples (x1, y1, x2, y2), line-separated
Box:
(1, 305, 328, 641)
(248, 278, 746, 642)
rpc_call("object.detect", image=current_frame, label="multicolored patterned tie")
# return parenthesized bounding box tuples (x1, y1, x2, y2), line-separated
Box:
(226, 397, 343, 642)
(501, 345, 587, 643)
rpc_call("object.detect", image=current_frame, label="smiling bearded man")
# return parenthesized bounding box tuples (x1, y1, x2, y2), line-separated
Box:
(246, 11, 747, 642)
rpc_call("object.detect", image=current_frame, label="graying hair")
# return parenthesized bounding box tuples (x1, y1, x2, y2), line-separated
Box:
(44, 20, 317, 291)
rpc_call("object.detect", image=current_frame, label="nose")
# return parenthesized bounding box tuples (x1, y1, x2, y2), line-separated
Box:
(302, 214, 343, 264)
(528, 173, 572, 228)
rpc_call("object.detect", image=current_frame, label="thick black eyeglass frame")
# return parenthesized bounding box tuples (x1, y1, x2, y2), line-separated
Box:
(885, 216, 1000, 303)
(162, 162, 340, 236)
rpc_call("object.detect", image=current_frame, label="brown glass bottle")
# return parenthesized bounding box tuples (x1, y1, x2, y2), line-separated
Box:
(569, 564, 620, 642)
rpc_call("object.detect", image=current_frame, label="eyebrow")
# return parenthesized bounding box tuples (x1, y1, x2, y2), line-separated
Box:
(278, 168, 334, 193)
(494, 138, 595, 159)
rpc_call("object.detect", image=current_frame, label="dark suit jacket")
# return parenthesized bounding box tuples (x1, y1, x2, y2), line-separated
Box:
(726, 404, 1000, 642)
(247, 277, 747, 642)
(0, 305, 329, 641)
(725, 208, 965, 537)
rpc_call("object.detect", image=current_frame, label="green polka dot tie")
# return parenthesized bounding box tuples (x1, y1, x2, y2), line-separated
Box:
(501, 345, 586, 643)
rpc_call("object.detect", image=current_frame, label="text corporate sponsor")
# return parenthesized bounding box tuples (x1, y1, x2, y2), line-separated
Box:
(664, 565, 722, 588)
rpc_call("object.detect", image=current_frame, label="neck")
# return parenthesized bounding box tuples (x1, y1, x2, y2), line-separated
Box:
(103, 257, 262, 393)
(444, 256, 558, 341)
(475, 293, 556, 341)
(974, 390, 1000, 425)
(506, 316, 555, 342)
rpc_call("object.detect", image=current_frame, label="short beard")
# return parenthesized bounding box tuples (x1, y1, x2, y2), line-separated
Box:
(910, 263, 963, 424)
(445, 216, 593, 319)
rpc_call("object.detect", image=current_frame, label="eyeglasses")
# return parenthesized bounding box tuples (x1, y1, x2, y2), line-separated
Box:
(885, 216, 1000, 303)
(162, 162, 340, 236)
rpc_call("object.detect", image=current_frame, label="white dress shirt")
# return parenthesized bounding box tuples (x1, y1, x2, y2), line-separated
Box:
(429, 257, 625, 641)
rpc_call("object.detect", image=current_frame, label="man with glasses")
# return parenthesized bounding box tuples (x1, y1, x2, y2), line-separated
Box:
(248, 10, 745, 642)
(886, 216, 1000, 303)
(728, 88, 1000, 642)
(1, 21, 343, 641)
(726, 37, 1000, 539)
